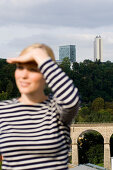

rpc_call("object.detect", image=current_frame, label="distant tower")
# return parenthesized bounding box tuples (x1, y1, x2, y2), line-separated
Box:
(94, 35, 103, 62)
(59, 45, 76, 62)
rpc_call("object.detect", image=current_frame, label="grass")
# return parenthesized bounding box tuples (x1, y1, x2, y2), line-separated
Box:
(96, 163, 104, 167)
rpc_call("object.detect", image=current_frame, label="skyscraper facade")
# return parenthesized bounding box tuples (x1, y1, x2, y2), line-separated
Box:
(59, 45, 76, 62)
(94, 35, 103, 62)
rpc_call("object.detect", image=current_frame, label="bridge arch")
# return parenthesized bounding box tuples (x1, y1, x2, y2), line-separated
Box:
(77, 129, 104, 165)
(70, 123, 113, 169)
(77, 129, 103, 141)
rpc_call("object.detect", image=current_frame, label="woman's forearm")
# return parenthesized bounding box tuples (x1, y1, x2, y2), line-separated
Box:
(40, 59, 80, 124)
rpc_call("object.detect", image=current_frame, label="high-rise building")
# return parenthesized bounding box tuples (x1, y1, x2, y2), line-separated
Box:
(94, 35, 103, 62)
(59, 45, 76, 62)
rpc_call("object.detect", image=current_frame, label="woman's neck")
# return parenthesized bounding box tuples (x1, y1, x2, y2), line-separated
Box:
(19, 93, 48, 105)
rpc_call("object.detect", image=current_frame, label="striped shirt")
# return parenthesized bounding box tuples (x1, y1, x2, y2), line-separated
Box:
(0, 59, 79, 170)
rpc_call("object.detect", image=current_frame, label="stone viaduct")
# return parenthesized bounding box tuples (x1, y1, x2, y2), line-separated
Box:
(70, 123, 113, 170)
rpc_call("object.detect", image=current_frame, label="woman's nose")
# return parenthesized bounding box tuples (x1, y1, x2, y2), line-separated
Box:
(21, 69, 29, 78)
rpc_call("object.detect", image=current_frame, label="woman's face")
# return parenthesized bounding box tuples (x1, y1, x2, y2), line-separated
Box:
(15, 62, 45, 95)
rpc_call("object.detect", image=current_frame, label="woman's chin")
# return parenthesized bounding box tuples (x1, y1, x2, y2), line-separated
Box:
(19, 89, 32, 95)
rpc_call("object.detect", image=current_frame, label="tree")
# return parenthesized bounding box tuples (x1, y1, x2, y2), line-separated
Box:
(6, 80, 13, 98)
(86, 144, 103, 164)
(105, 102, 113, 110)
(78, 131, 104, 165)
(75, 107, 91, 123)
(91, 97, 104, 112)
(59, 57, 71, 77)
(0, 91, 8, 101)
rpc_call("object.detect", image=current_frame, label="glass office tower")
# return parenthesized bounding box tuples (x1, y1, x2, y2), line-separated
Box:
(59, 45, 76, 62)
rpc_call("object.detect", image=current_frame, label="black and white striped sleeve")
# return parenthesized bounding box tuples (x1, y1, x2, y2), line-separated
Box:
(40, 58, 80, 124)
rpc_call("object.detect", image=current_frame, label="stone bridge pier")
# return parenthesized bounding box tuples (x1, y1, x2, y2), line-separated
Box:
(70, 123, 113, 170)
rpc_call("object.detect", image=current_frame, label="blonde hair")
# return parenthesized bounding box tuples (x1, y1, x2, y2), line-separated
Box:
(19, 43, 56, 61)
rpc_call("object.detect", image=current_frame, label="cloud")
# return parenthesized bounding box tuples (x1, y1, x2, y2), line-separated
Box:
(0, 0, 113, 62)
(0, 0, 113, 28)
(0, 23, 113, 61)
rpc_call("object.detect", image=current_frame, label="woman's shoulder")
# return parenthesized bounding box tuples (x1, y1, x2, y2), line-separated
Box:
(0, 98, 18, 106)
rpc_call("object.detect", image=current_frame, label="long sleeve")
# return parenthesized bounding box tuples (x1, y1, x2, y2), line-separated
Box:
(40, 58, 80, 125)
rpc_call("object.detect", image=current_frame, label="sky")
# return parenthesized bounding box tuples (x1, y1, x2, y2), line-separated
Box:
(0, 0, 113, 62)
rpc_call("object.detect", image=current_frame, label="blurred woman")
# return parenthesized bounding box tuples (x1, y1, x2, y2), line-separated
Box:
(0, 43, 80, 170)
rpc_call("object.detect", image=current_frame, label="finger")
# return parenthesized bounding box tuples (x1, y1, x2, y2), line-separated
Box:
(7, 55, 34, 64)
(6, 58, 20, 64)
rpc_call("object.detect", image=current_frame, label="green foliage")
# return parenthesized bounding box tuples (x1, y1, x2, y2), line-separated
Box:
(105, 101, 113, 110)
(71, 60, 113, 103)
(6, 80, 13, 96)
(0, 91, 8, 100)
(0, 58, 19, 100)
(96, 163, 104, 167)
(91, 97, 104, 112)
(59, 57, 71, 77)
(86, 144, 103, 164)
(75, 106, 91, 122)
(78, 131, 104, 164)
(96, 109, 112, 122)
(59, 59, 113, 103)
(60, 57, 71, 69)
(75, 97, 113, 123)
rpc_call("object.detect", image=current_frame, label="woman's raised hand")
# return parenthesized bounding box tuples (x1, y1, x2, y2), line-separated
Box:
(7, 48, 49, 66)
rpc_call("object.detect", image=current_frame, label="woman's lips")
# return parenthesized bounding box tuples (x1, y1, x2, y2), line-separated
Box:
(19, 82, 30, 87)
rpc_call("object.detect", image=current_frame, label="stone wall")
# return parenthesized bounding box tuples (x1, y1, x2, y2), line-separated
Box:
(70, 123, 113, 170)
